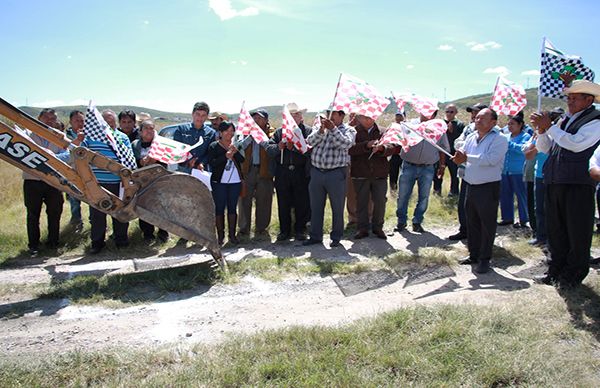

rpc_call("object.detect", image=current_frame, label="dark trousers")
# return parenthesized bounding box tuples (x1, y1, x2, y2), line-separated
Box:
(211, 182, 242, 216)
(139, 219, 168, 240)
(23, 180, 64, 250)
(465, 181, 500, 261)
(534, 178, 547, 243)
(545, 184, 594, 285)
(308, 167, 346, 242)
(527, 181, 536, 231)
(457, 178, 468, 234)
(389, 155, 402, 188)
(433, 159, 460, 195)
(274, 168, 309, 236)
(90, 183, 129, 248)
(353, 177, 387, 232)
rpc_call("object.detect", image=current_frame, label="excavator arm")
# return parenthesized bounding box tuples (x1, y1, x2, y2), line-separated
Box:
(0, 97, 224, 268)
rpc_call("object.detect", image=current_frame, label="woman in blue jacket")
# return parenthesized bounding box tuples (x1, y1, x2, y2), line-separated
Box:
(498, 115, 531, 227)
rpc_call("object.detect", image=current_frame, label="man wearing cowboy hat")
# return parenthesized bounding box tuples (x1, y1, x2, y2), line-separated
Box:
(531, 80, 600, 288)
(265, 103, 312, 241)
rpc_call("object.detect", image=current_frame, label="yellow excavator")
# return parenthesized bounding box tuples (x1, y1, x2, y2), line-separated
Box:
(0, 97, 224, 268)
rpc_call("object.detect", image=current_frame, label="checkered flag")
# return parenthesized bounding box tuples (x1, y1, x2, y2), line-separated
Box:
(490, 76, 527, 116)
(332, 73, 390, 120)
(148, 134, 202, 165)
(84, 101, 137, 170)
(393, 94, 438, 119)
(236, 102, 269, 143)
(539, 38, 595, 100)
(281, 104, 309, 154)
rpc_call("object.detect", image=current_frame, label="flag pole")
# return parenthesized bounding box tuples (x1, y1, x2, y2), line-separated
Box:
(491, 76, 501, 108)
(328, 73, 343, 120)
(280, 105, 285, 164)
(403, 124, 453, 158)
(537, 37, 545, 112)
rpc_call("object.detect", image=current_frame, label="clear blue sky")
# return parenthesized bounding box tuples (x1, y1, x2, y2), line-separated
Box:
(1, 0, 598, 113)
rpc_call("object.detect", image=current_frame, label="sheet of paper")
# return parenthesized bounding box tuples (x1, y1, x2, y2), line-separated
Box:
(191, 169, 212, 191)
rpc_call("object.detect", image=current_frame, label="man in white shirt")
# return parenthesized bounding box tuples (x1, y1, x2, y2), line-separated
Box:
(531, 80, 600, 288)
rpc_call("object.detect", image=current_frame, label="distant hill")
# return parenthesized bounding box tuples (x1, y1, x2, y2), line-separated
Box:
(18, 88, 567, 130)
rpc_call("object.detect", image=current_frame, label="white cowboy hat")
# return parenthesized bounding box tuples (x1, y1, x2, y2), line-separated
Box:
(564, 80, 600, 103)
(286, 102, 307, 114)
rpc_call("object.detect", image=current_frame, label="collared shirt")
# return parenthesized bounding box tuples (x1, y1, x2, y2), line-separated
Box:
(536, 109, 600, 154)
(589, 143, 600, 171)
(307, 123, 356, 169)
(240, 135, 268, 165)
(460, 129, 508, 185)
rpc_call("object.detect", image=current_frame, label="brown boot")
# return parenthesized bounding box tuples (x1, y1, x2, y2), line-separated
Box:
(228, 214, 239, 245)
(215, 215, 225, 245)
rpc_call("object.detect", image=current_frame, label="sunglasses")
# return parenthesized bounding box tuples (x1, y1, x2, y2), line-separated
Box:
(445, 110, 456, 113)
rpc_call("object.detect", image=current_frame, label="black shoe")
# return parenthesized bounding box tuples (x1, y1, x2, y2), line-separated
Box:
(591, 257, 600, 265)
(28, 247, 39, 256)
(533, 275, 555, 285)
(176, 238, 188, 245)
(353, 230, 369, 239)
(412, 223, 425, 233)
(143, 234, 155, 242)
(295, 234, 307, 241)
(157, 232, 169, 243)
(115, 241, 130, 249)
(276, 233, 291, 242)
(458, 256, 478, 265)
(302, 238, 322, 246)
(372, 230, 387, 240)
(45, 241, 59, 249)
(393, 224, 406, 233)
(89, 243, 105, 254)
(475, 258, 490, 274)
(448, 232, 467, 241)
(330, 240, 341, 248)
(497, 220, 514, 226)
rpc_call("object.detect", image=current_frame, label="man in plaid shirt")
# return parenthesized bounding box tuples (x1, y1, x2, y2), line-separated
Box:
(303, 109, 356, 247)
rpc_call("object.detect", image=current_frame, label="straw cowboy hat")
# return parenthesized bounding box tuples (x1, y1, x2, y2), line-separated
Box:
(286, 102, 307, 114)
(564, 80, 600, 103)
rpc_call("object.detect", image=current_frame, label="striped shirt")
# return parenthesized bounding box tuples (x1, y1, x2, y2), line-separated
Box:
(82, 131, 132, 183)
(307, 123, 356, 169)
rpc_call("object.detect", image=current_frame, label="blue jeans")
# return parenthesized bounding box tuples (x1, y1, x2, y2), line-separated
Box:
(500, 173, 529, 223)
(535, 177, 547, 243)
(396, 163, 435, 225)
(211, 182, 242, 216)
(67, 194, 82, 224)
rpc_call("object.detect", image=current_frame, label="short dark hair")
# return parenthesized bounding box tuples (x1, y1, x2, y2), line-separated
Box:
(509, 115, 524, 127)
(118, 110, 136, 122)
(69, 110, 84, 120)
(38, 108, 55, 119)
(193, 102, 210, 114)
(218, 121, 235, 133)
(139, 119, 155, 131)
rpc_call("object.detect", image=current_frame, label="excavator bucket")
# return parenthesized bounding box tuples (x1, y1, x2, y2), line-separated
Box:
(132, 172, 225, 268)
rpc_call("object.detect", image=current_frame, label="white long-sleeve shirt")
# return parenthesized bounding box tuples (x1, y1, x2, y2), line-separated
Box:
(536, 109, 600, 154)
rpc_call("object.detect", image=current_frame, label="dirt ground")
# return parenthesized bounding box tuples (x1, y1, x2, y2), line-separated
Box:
(0, 226, 597, 356)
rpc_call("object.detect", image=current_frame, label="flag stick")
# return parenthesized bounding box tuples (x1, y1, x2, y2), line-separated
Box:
(537, 37, 545, 112)
(491, 76, 500, 109)
(403, 125, 453, 158)
(328, 73, 343, 120)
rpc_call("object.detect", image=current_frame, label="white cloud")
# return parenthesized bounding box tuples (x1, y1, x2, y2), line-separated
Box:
(521, 69, 540, 76)
(143, 20, 150, 25)
(483, 66, 510, 76)
(240, 60, 248, 66)
(406, 65, 415, 70)
(469, 41, 502, 51)
(209, 0, 259, 21)
(67, 55, 72, 59)
(231, 59, 247, 65)
(438, 44, 454, 51)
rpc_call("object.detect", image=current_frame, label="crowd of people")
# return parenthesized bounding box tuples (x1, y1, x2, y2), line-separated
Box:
(20, 79, 600, 289)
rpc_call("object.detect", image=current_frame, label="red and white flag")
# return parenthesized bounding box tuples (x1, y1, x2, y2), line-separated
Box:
(281, 105, 309, 153)
(378, 123, 423, 152)
(490, 76, 527, 116)
(312, 114, 322, 132)
(147, 134, 203, 165)
(394, 94, 438, 119)
(332, 73, 390, 120)
(406, 119, 447, 144)
(236, 102, 269, 143)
